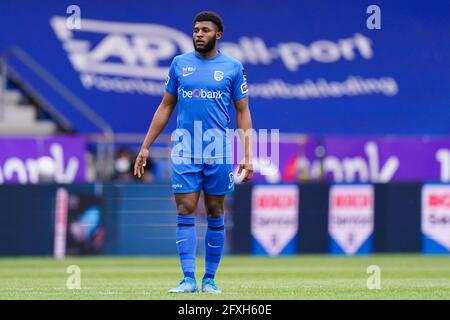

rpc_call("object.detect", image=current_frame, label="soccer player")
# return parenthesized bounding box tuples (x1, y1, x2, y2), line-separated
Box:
(134, 11, 253, 293)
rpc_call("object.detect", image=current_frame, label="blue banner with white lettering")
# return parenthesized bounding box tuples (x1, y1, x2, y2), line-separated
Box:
(1, 0, 449, 134)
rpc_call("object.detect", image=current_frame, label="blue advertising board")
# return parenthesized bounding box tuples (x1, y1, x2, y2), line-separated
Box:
(1, 0, 449, 134)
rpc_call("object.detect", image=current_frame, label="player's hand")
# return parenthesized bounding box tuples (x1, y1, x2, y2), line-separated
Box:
(134, 148, 149, 178)
(237, 159, 253, 183)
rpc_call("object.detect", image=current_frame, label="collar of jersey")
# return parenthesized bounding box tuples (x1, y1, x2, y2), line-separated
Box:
(194, 50, 222, 61)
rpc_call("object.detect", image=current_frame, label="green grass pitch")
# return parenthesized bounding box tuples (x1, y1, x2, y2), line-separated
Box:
(0, 255, 449, 299)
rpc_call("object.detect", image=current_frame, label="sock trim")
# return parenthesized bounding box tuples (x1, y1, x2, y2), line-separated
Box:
(208, 225, 224, 231)
(177, 215, 196, 224)
(207, 216, 224, 227)
(178, 223, 195, 227)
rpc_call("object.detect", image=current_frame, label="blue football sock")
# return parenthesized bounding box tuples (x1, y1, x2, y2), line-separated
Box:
(204, 216, 225, 280)
(176, 215, 197, 279)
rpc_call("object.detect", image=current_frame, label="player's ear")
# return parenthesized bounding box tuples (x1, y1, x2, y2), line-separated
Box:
(216, 31, 222, 40)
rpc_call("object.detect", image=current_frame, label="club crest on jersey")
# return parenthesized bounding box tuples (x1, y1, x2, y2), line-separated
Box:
(214, 70, 224, 81)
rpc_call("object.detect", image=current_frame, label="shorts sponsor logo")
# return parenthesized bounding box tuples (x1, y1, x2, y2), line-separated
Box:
(228, 172, 234, 189)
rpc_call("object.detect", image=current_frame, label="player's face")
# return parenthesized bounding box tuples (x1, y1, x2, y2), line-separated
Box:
(193, 21, 222, 54)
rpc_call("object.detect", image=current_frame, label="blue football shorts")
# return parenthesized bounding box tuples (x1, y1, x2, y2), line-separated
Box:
(171, 159, 234, 195)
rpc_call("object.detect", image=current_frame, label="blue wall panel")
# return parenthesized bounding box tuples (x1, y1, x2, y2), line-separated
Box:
(0, 0, 449, 134)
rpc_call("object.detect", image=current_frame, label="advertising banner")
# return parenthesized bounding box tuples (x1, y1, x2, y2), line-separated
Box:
(421, 184, 450, 253)
(329, 184, 374, 255)
(251, 184, 299, 256)
(0, 136, 86, 184)
(1, 0, 449, 135)
(271, 136, 450, 184)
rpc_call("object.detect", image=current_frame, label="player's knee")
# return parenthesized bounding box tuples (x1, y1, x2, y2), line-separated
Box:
(206, 205, 224, 218)
(177, 202, 196, 215)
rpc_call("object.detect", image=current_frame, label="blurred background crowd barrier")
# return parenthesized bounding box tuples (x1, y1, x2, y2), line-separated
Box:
(0, 0, 449, 257)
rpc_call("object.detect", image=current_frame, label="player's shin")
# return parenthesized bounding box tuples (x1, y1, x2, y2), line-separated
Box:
(204, 216, 225, 279)
(176, 215, 197, 279)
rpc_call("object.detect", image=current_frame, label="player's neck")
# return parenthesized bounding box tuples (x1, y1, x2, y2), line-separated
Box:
(195, 48, 220, 60)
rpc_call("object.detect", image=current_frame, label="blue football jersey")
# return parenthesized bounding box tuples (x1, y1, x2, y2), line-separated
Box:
(165, 51, 248, 160)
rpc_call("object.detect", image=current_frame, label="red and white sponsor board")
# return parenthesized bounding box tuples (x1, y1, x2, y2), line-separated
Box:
(54, 188, 69, 260)
(329, 185, 374, 255)
(422, 185, 450, 251)
(251, 185, 299, 256)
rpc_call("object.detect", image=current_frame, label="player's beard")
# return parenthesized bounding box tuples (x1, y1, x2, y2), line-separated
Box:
(193, 36, 217, 54)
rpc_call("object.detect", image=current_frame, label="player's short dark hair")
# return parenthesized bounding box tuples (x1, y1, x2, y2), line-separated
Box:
(193, 11, 224, 32)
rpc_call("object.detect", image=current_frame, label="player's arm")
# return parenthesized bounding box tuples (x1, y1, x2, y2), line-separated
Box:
(134, 92, 177, 178)
(234, 96, 254, 182)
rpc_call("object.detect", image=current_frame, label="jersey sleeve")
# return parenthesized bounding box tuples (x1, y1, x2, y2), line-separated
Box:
(165, 59, 178, 96)
(231, 62, 249, 101)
